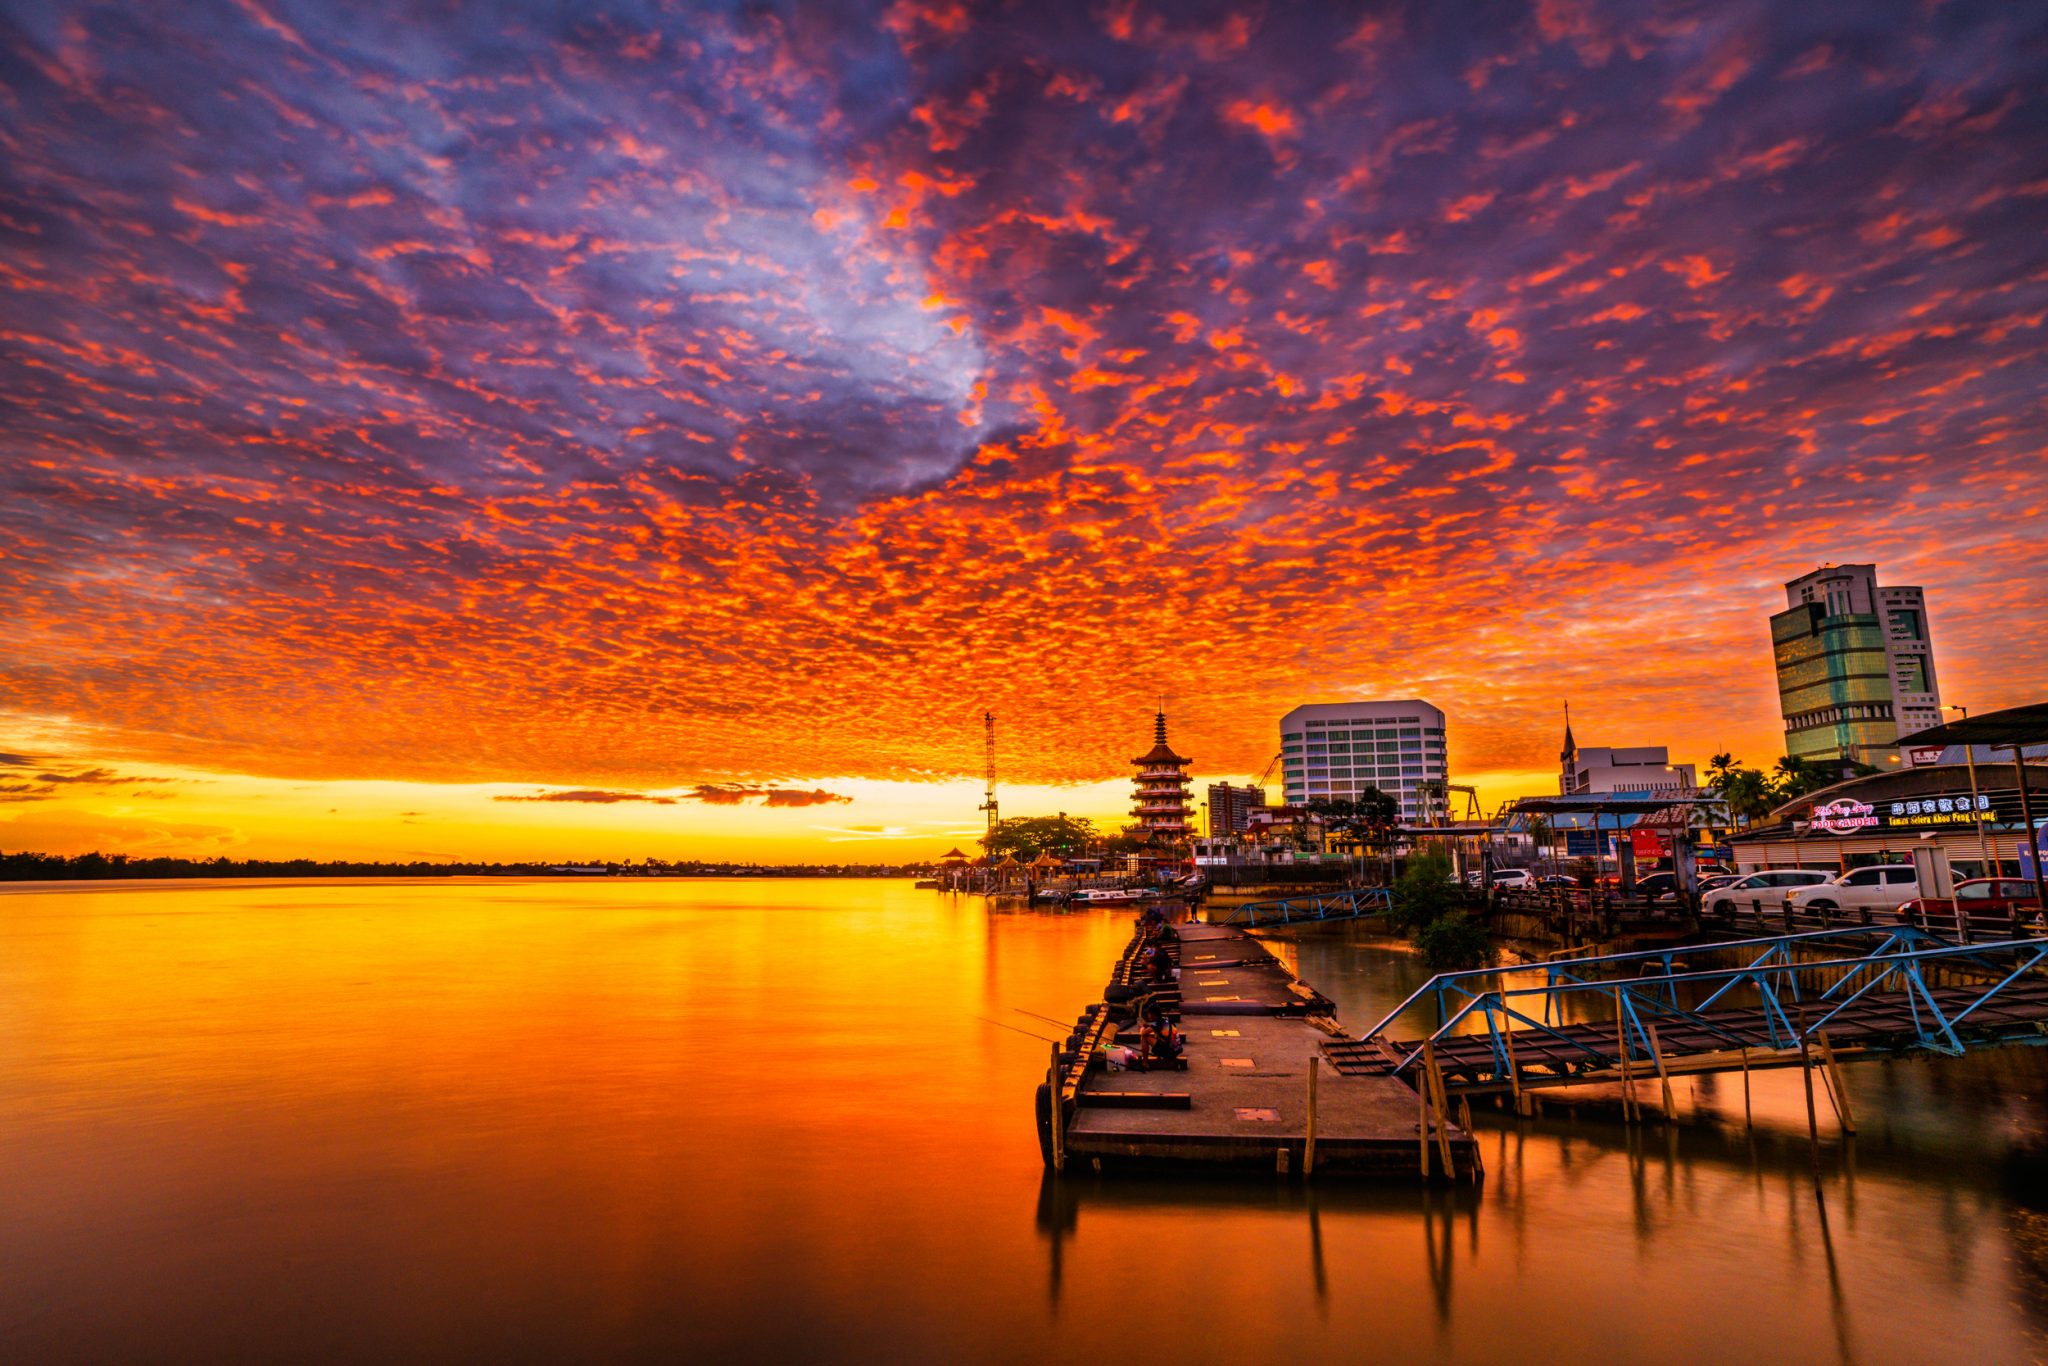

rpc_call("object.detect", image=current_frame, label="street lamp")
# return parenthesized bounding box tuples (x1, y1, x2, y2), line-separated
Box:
(1948, 704, 1993, 877)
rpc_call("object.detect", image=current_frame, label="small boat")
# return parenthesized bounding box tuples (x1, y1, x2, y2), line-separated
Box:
(1071, 888, 1146, 905)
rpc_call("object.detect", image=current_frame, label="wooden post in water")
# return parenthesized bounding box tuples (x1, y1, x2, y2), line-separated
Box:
(1304, 1056, 1319, 1178)
(1739, 1045, 1752, 1127)
(1422, 1039, 1456, 1178)
(1048, 1042, 1066, 1174)
(1644, 1021, 1677, 1122)
(1817, 1031, 1856, 1134)
(1797, 1032, 1821, 1148)
(1612, 988, 1635, 1123)
(1500, 999, 1529, 1118)
(1419, 1075, 1431, 1179)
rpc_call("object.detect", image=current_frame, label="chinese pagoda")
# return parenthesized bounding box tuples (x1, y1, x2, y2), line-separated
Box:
(1130, 711, 1193, 846)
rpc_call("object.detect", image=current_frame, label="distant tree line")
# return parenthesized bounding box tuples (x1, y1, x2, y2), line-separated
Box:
(0, 851, 925, 881)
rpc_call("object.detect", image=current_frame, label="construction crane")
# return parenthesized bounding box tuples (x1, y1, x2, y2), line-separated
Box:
(979, 711, 998, 864)
(1255, 752, 1284, 799)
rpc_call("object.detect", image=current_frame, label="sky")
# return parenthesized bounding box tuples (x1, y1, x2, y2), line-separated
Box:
(3, 0, 2047, 862)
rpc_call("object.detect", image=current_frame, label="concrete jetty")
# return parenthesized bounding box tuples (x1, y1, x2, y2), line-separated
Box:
(1039, 919, 1481, 1179)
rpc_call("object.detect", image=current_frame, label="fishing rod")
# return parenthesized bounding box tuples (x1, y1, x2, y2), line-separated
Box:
(976, 1014, 1063, 1043)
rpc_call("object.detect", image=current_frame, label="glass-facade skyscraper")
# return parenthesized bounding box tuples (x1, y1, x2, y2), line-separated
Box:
(1771, 564, 1941, 768)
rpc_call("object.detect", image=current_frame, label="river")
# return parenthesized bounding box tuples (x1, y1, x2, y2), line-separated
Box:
(3, 877, 2046, 1362)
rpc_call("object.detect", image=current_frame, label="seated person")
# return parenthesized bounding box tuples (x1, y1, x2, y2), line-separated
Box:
(1150, 1018, 1184, 1065)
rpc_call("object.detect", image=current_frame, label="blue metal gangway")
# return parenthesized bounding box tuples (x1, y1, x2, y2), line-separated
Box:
(1210, 886, 1394, 927)
(1323, 924, 2048, 1096)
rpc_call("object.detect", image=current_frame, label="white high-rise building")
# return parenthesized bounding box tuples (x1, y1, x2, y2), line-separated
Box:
(1278, 700, 1448, 821)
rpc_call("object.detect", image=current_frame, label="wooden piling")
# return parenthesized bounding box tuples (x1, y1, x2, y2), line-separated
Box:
(1304, 1055, 1319, 1177)
(1644, 1021, 1677, 1123)
(1423, 1039, 1456, 1177)
(1048, 1042, 1067, 1174)
(1797, 1033, 1821, 1147)
(1419, 1080, 1430, 1179)
(1613, 989, 1635, 1123)
(1501, 1003, 1529, 1117)
(1739, 1045, 1752, 1128)
(1817, 1031, 1856, 1134)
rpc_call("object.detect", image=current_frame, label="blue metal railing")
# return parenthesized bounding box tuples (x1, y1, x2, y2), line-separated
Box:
(1358, 926, 2048, 1082)
(1213, 887, 1394, 927)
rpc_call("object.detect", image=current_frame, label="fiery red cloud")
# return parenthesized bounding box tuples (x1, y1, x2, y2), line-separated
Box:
(2, 1, 2045, 794)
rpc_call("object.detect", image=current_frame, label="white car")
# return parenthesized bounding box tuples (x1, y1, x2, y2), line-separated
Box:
(1785, 865, 1920, 916)
(1702, 869, 1832, 917)
(1490, 869, 1535, 888)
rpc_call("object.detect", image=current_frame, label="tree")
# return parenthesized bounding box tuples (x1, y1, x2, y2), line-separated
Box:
(1309, 789, 1399, 851)
(1389, 849, 1458, 930)
(1705, 752, 1776, 826)
(1392, 849, 1493, 970)
(981, 815, 1096, 861)
(1773, 754, 1867, 801)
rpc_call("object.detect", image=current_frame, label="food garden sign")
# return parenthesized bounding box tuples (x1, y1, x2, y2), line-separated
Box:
(1810, 799, 1880, 834)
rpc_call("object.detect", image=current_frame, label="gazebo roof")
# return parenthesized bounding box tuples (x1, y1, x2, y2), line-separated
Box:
(1029, 851, 1060, 867)
(939, 847, 969, 861)
(994, 853, 1021, 868)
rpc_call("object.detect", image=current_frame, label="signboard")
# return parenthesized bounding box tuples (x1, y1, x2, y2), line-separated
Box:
(1796, 790, 2033, 833)
(1563, 830, 1600, 857)
(1907, 746, 1945, 767)
(1630, 827, 1667, 859)
(1810, 799, 1878, 834)
(1881, 793, 1992, 828)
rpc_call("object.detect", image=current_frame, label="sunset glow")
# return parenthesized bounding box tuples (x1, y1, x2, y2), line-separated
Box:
(4, 1, 2046, 858)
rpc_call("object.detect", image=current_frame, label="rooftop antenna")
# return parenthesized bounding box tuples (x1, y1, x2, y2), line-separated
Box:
(980, 711, 998, 864)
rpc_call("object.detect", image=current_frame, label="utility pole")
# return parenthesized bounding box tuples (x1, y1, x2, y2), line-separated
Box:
(980, 711, 998, 875)
(1947, 705, 1992, 877)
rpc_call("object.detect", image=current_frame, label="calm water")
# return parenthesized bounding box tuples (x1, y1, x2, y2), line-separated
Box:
(5, 878, 2048, 1364)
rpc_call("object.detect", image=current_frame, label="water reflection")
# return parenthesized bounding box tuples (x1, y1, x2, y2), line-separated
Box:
(2, 882, 2046, 1363)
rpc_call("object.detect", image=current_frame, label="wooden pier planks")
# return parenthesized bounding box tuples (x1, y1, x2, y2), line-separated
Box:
(1057, 922, 1479, 1179)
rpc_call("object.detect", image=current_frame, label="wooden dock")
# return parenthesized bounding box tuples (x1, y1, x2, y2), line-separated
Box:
(1039, 920, 1480, 1180)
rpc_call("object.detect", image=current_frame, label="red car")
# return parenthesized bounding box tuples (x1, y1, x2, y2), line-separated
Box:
(1897, 879, 2044, 936)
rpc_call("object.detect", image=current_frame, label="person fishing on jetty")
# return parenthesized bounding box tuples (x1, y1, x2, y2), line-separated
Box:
(1150, 1015, 1183, 1068)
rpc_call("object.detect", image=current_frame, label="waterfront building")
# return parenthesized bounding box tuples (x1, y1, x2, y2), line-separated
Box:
(1279, 699, 1448, 821)
(1772, 564, 1942, 768)
(1206, 781, 1266, 836)
(1130, 712, 1193, 846)
(1727, 763, 2048, 883)
(1560, 721, 1695, 795)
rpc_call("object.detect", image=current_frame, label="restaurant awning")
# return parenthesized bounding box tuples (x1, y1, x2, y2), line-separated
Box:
(1898, 701, 2048, 749)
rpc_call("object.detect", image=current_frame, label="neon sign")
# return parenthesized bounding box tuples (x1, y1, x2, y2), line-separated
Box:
(1810, 799, 1878, 834)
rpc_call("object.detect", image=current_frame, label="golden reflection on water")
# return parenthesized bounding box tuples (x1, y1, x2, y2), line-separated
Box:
(3, 878, 2047, 1363)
